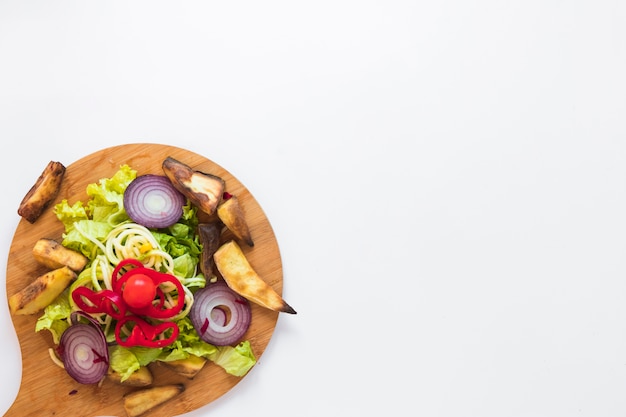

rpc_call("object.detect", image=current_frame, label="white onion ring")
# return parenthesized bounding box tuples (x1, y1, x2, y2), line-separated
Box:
(189, 281, 251, 346)
(123, 174, 186, 229)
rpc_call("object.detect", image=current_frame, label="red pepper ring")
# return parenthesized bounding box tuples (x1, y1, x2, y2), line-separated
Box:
(115, 315, 179, 348)
(71, 287, 126, 320)
(113, 263, 185, 320)
(111, 258, 144, 292)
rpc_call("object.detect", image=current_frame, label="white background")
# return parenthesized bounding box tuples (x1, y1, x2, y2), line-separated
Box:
(1, 1, 626, 416)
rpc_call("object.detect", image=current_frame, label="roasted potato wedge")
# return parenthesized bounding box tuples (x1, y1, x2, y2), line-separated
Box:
(158, 354, 208, 379)
(214, 240, 296, 314)
(197, 222, 222, 279)
(162, 156, 225, 216)
(107, 366, 154, 387)
(123, 384, 185, 417)
(9, 266, 76, 315)
(32, 238, 88, 272)
(18, 160, 66, 223)
(217, 194, 254, 247)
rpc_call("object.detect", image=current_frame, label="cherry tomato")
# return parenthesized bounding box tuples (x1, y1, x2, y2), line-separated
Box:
(122, 273, 157, 309)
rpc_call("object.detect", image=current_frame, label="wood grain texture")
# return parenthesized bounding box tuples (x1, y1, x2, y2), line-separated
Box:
(5, 143, 282, 417)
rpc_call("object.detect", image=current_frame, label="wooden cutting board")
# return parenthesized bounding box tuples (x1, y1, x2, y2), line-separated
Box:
(5, 143, 283, 417)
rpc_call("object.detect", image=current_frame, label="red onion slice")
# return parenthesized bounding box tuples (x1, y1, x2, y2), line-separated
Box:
(59, 322, 109, 384)
(190, 281, 251, 346)
(210, 306, 228, 326)
(123, 174, 186, 229)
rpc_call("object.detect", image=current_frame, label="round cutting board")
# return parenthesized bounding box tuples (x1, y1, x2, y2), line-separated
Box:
(5, 143, 283, 417)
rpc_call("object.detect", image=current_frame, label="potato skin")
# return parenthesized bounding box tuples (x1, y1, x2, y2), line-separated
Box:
(8, 266, 76, 315)
(18, 161, 66, 223)
(158, 354, 208, 379)
(162, 156, 225, 215)
(107, 366, 154, 387)
(217, 195, 254, 247)
(32, 238, 88, 272)
(123, 384, 185, 417)
(197, 222, 222, 278)
(214, 240, 296, 314)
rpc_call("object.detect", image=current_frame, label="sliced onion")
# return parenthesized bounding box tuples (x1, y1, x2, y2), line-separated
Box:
(124, 174, 186, 229)
(59, 319, 109, 384)
(70, 310, 101, 327)
(210, 306, 228, 326)
(189, 281, 251, 346)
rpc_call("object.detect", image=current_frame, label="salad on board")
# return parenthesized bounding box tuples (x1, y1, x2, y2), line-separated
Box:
(8, 152, 296, 417)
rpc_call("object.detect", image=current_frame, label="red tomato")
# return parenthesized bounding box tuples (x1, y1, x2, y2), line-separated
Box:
(122, 273, 157, 309)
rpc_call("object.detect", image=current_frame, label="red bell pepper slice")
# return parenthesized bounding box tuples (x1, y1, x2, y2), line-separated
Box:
(71, 287, 126, 320)
(111, 258, 144, 291)
(112, 259, 185, 319)
(115, 315, 179, 348)
(71, 259, 185, 349)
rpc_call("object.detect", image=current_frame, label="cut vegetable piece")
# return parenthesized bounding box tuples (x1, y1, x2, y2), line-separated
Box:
(162, 156, 225, 216)
(158, 354, 208, 379)
(210, 306, 228, 326)
(115, 315, 180, 348)
(213, 240, 296, 314)
(123, 384, 185, 417)
(197, 222, 222, 278)
(32, 238, 88, 272)
(218, 194, 254, 246)
(18, 160, 66, 223)
(9, 266, 77, 315)
(189, 281, 252, 346)
(123, 174, 186, 229)
(107, 366, 154, 387)
(59, 316, 109, 385)
(112, 258, 185, 319)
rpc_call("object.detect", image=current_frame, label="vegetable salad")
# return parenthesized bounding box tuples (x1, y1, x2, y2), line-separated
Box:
(36, 164, 256, 382)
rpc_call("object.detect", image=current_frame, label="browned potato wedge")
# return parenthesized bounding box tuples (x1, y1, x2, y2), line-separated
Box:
(162, 156, 225, 216)
(158, 354, 208, 379)
(18, 160, 66, 223)
(8, 266, 76, 315)
(214, 240, 296, 314)
(123, 384, 185, 417)
(32, 238, 88, 272)
(107, 366, 154, 387)
(217, 194, 254, 247)
(197, 222, 222, 279)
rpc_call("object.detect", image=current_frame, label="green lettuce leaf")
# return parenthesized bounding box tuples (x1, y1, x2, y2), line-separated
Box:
(54, 164, 136, 258)
(108, 345, 140, 381)
(157, 318, 255, 376)
(208, 341, 257, 377)
(158, 317, 216, 361)
(86, 164, 136, 224)
(35, 290, 72, 344)
(61, 219, 113, 258)
(151, 202, 202, 278)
